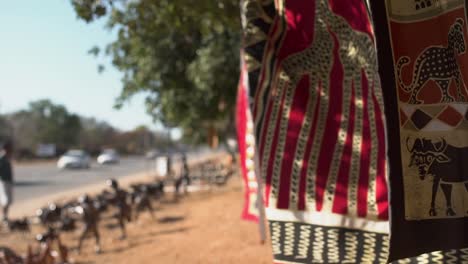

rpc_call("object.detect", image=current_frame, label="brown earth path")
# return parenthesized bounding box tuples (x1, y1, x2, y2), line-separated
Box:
(1, 177, 273, 263)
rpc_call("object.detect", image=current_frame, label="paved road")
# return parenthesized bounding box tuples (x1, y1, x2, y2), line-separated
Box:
(13, 157, 150, 203)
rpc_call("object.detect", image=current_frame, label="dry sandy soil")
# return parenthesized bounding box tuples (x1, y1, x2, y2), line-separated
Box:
(0, 176, 273, 263)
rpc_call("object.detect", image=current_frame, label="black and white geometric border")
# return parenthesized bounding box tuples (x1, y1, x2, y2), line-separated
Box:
(269, 220, 468, 264)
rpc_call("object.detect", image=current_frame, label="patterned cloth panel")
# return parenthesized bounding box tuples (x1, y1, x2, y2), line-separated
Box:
(270, 220, 468, 264)
(241, 0, 388, 217)
(240, 0, 468, 262)
(237, 54, 261, 222)
(240, 0, 391, 261)
(370, 0, 468, 261)
(400, 104, 468, 131)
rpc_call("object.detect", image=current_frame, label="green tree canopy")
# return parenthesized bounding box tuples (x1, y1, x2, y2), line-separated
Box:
(26, 99, 82, 148)
(70, 0, 241, 145)
(4, 99, 174, 157)
(0, 115, 12, 142)
(79, 117, 117, 154)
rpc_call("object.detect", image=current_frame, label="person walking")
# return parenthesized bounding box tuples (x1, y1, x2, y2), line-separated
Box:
(181, 154, 191, 194)
(0, 141, 13, 223)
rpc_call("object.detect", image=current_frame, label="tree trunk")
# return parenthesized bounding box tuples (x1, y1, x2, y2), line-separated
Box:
(207, 124, 218, 149)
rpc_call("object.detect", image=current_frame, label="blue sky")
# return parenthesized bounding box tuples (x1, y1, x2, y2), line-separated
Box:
(0, 1, 161, 132)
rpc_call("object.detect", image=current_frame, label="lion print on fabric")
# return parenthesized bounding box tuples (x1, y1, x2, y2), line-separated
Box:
(391, 11, 468, 220)
(397, 18, 467, 104)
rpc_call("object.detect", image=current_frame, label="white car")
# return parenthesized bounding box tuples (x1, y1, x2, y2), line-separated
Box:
(57, 150, 91, 169)
(97, 149, 119, 164)
(145, 149, 159, 160)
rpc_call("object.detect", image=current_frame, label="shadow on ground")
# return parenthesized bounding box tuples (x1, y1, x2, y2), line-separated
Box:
(15, 180, 52, 187)
(157, 215, 185, 224)
(102, 227, 191, 255)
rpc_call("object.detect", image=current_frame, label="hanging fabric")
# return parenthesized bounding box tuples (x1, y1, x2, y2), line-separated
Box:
(370, 0, 468, 261)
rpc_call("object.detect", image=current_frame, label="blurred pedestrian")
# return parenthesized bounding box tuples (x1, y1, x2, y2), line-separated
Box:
(0, 140, 13, 223)
(181, 154, 191, 193)
(166, 153, 173, 178)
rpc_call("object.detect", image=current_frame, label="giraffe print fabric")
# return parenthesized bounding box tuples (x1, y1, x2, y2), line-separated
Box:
(239, 0, 390, 263)
(238, 0, 468, 262)
(246, 0, 388, 222)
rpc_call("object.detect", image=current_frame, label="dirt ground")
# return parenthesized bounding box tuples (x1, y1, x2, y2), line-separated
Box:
(0, 176, 273, 263)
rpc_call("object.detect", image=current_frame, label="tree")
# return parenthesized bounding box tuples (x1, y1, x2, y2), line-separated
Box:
(79, 117, 117, 155)
(4, 99, 175, 157)
(112, 125, 171, 154)
(28, 99, 82, 149)
(6, 100, 82, 155)
(70, 0, 241, 145)
(7, 110, 39, 154)
(0, 115, 12, 142)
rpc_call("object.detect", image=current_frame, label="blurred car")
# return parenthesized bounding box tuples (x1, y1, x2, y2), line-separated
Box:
(97, 149, 120, 164)
(57, 150, 91, 169)
(145, 149, 159, 160)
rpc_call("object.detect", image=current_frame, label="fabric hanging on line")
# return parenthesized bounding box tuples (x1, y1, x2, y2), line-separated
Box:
(239, 0, 391, 262)
(237, 52, 262, 222)
(239, 0, 468, 263)
(370, 0, 468, 261)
